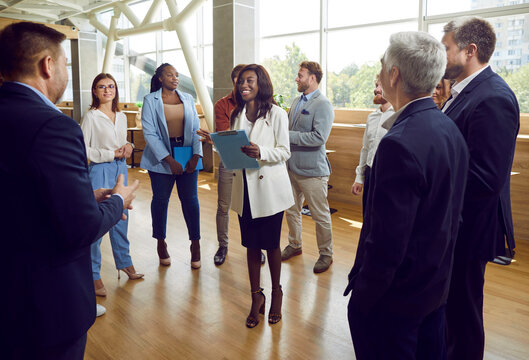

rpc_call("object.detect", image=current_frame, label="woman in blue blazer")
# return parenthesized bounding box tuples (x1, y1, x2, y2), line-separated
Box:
(141, 63, 203, 269)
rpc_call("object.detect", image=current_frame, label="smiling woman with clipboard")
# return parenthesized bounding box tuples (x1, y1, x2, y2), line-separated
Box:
(199, 64, 294, 329)
(141, 63, 203, 270)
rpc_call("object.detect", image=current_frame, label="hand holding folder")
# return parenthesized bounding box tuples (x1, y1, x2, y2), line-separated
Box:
(173, 147, 203, 171)
(210, 130, 260, 170)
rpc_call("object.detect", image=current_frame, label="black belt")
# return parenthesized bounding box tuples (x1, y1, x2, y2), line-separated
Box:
(290, 144, 323, 152)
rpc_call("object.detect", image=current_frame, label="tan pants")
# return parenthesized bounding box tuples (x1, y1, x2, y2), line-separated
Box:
(285, 171, 333, 256)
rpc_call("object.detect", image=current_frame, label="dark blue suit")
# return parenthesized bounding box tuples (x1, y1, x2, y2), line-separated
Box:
(0, 82, 124, 358)
(345, 98, 469, 359)
(444, 67, 519, 359)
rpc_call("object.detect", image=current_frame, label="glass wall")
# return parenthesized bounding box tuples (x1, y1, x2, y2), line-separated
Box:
(426, 0, 529, 112)
(259, 0, 529, 111)
(96, 0, 212, 103)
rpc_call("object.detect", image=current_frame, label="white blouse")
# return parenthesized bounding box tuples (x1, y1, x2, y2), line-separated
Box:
(81, 109, 128, 163)
(354, 106, 395, 184)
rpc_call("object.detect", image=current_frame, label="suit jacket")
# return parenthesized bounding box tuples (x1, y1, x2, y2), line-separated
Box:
(0, 82, 123, 348)
(231, 105, 295, 219)
(287, 89, 334, 177)
(444, 66, 519, 260)
(345, 98, 469, 318)
(140, 88, 203, 173)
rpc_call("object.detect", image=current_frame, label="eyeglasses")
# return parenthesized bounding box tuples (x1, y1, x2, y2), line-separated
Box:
(96, 84, 115, 90)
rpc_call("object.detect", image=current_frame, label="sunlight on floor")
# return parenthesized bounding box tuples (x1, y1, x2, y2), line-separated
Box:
(339, 217, 363, 229)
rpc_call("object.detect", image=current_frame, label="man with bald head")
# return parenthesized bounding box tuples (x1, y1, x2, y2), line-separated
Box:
(0, 22, 138, 359)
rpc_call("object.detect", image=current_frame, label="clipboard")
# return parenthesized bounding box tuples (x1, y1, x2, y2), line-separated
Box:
(210, 130, 259, 170)
(173, 146, 203, 171)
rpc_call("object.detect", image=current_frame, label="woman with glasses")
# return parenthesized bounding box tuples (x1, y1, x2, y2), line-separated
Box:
(141, 63, 203, 269)
(81, 73, 144, 297)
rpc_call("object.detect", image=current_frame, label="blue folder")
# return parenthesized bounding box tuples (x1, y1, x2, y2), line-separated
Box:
(210, 130, 260, 170)
(173, 146, 203, 171)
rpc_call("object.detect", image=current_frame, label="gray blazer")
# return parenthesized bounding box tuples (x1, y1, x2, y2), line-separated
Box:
(288, 89, 334, 177)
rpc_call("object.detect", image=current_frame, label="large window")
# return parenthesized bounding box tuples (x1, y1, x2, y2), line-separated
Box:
(96, 0, 212, 103)
(426, 2, 529, 112)
(326, 21, 417, 109)
(328, 0, 417, 27)
(260, 0, 529, 112)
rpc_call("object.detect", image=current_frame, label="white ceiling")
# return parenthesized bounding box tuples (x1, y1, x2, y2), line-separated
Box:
(0, 0, 121, 23)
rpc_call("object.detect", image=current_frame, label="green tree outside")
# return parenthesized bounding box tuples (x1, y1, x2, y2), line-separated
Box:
(263, 43, 308, 107)
(263, 43, 381, 110)
(498, 64, 529, 113)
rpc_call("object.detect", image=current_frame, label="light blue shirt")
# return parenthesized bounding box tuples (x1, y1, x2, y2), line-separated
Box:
(293, 89, 318, 120)
(12, 82, 124, 203)
(13, 81, 61, 113)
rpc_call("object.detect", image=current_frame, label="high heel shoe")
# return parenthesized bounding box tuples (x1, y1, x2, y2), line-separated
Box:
(118, 265, 144, 280)
(157, 239, 171, 266)
(246, 288, 266, 328)
(268, 285, 283, 324)
(94, 279, 107, 297)
(190, 240, 201, 269)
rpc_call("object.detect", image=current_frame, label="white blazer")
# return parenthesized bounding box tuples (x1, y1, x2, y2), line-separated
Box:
(231, 104, 295, 219)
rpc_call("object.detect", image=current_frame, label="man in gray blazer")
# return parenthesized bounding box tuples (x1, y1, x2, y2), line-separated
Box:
(281, 61, 335, 273)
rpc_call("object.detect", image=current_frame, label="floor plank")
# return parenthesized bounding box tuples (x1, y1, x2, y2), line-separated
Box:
(85, 169, 529, 360)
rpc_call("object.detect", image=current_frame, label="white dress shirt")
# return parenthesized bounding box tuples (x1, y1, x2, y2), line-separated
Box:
(81, 109, 128, 163)
(354, 106, 395, 184)
(442, 65, 489, 112)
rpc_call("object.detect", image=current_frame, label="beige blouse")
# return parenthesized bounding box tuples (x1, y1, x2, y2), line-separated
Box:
(163, 103, 184, 138)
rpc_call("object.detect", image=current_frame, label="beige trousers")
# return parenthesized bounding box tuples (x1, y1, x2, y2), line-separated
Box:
(285, 171, 333, 256)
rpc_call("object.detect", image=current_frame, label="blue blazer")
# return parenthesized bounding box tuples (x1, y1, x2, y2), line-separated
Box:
(444, 67, 519, 260)
(140, 88, 203, 174)
(346, 98, 469, 318)
(0, 82, 123, 348)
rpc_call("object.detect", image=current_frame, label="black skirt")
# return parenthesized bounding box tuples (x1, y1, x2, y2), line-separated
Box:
(238, 171, 284, 250)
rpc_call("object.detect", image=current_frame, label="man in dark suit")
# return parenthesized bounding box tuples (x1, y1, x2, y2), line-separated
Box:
(441, 17, 520, 359)
(0, 22, 139, 359)
(344, 31, 469, 359)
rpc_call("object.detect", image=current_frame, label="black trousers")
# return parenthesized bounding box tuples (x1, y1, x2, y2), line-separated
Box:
(348, 302, 447, 360)
(7, 333, 87, 360)
(361, 166, 371, 217)
(446, 249, 488, 360)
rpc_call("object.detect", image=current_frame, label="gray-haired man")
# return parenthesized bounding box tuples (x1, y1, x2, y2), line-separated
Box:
(344, 31, 469, 359)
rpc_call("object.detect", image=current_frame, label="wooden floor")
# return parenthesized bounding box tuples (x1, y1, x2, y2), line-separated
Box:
(86, 169, 529, 360)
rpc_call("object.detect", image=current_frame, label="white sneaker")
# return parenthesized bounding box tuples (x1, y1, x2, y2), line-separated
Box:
(96, 304, 106, 317)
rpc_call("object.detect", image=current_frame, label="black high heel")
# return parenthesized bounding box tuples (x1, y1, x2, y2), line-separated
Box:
(157, 239, 171, 266)
(268, 285, 283, 324)
(190, 240, 201, 269)
(246, 288, 266, 328)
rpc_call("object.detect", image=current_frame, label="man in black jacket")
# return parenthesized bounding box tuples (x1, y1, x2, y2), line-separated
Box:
(442, 17, 520, 360)
(0, 22, 138, 359)
(344, 31, 469, 359)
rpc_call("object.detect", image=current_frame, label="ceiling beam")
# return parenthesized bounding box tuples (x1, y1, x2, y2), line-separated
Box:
(47, 0, 84, 12)
(0, 16, 79, 39)
(0, 0, 24, 13)
(0, 12, 55, 21)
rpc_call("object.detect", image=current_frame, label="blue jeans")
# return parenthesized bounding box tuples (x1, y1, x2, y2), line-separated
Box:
(148, 169, 200, 241)
(88, 159, 132, 280)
